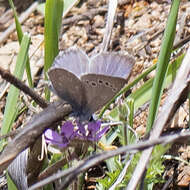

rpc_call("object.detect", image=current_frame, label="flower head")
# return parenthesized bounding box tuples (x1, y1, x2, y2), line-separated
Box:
(44, 121, 109, 148)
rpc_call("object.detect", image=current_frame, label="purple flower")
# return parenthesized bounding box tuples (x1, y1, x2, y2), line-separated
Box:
(45, 121, 76, 148)
(44, 121, 109, 148)
(85, 121, 109, 141)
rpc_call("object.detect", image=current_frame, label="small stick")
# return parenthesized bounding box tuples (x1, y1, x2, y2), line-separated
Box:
(61, 0, 130, 27)
(0, 2, 38, 44)
(62, 7, 107, 26)
(0, 66, 48, 108)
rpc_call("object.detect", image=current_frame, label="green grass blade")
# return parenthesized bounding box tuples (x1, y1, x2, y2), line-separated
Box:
(127, 54, 183, 112)
(8, 0, 33, 88)
(44, 0, 64, 100)
(0, 35, 31, 137)
(146, 0, 180, 133)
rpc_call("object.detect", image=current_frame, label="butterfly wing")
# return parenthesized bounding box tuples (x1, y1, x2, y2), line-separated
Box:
(48, 47, 89, 114)
(48, 68, 85, 114)
(51, 46, 89, 77)
(89, 52, 135, 79)
(79, 53, 134, 119)
(81, 74, 126, 119)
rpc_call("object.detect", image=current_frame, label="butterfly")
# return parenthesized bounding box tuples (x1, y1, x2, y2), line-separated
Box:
(48, 47, 135, 121)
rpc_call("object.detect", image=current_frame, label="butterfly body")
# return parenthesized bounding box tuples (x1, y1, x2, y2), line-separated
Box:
(48, 47, 135, 121)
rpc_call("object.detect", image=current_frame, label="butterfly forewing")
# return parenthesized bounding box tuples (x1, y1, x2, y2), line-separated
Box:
(48, 68, 85, 113)
(90, 52, 134, 79)
(52, 47, 89, 78)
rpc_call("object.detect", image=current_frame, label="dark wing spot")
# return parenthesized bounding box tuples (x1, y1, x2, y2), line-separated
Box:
(112, 88, 117, 92)
(104, 81, 110, 87)
(86, 80, 89, 84)
(98, 79, 103, 84)
(90, 81, 97, 87)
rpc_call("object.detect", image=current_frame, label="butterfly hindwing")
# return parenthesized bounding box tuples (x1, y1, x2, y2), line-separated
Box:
(81, 74, 126, 118)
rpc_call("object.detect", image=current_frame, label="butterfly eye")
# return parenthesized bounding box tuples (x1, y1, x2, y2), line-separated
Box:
(90, 81, 97, 87)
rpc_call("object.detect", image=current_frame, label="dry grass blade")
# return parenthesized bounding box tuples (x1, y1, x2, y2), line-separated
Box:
(101, 0, 118, 52)
(0, 2, 38, 44)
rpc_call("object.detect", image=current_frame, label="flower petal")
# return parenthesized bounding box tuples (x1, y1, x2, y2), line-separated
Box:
(94, 126, 109, 141)
(88, 121, 101, 133)
(61, 121, 74, 139)
(45, 129, 62, 142)
(77, 121, 86, 136)
(44, 129, 67, 148)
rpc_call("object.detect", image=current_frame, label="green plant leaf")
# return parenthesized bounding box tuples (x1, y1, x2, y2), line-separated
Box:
(7, 172, 17, 190)
(0, 34, 30, 146)
(127, 54, 184, 112)
(146, 0, 180, 133)
(44, 0, 64, 100)
(37, 0, 79, 17)
(8, 0, 33, 88)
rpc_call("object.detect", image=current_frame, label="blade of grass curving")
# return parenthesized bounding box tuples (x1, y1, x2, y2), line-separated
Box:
(0, 35, 30, 148)
(127, 54, 183, 112)
(44, 0, 64, 100)
(7, 172, 17, 190)
(8, 0, 33, 88)
(146, 0, 180, 134)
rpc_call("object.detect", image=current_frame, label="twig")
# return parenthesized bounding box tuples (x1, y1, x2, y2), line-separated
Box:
(62, 7, 107, 26)
(163, 155, 190, 166)
(173, 34, 190, 50)
(0, 2, 38, 44)
(37, 151, 77, 181)
(0, 66, 48, 108)
(161, 176, 173, 190)
(0, 82, 9, 100)
(61, 0, 130, 27)
(38, 157, 68, 181)
(0, 101, 72, 173)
